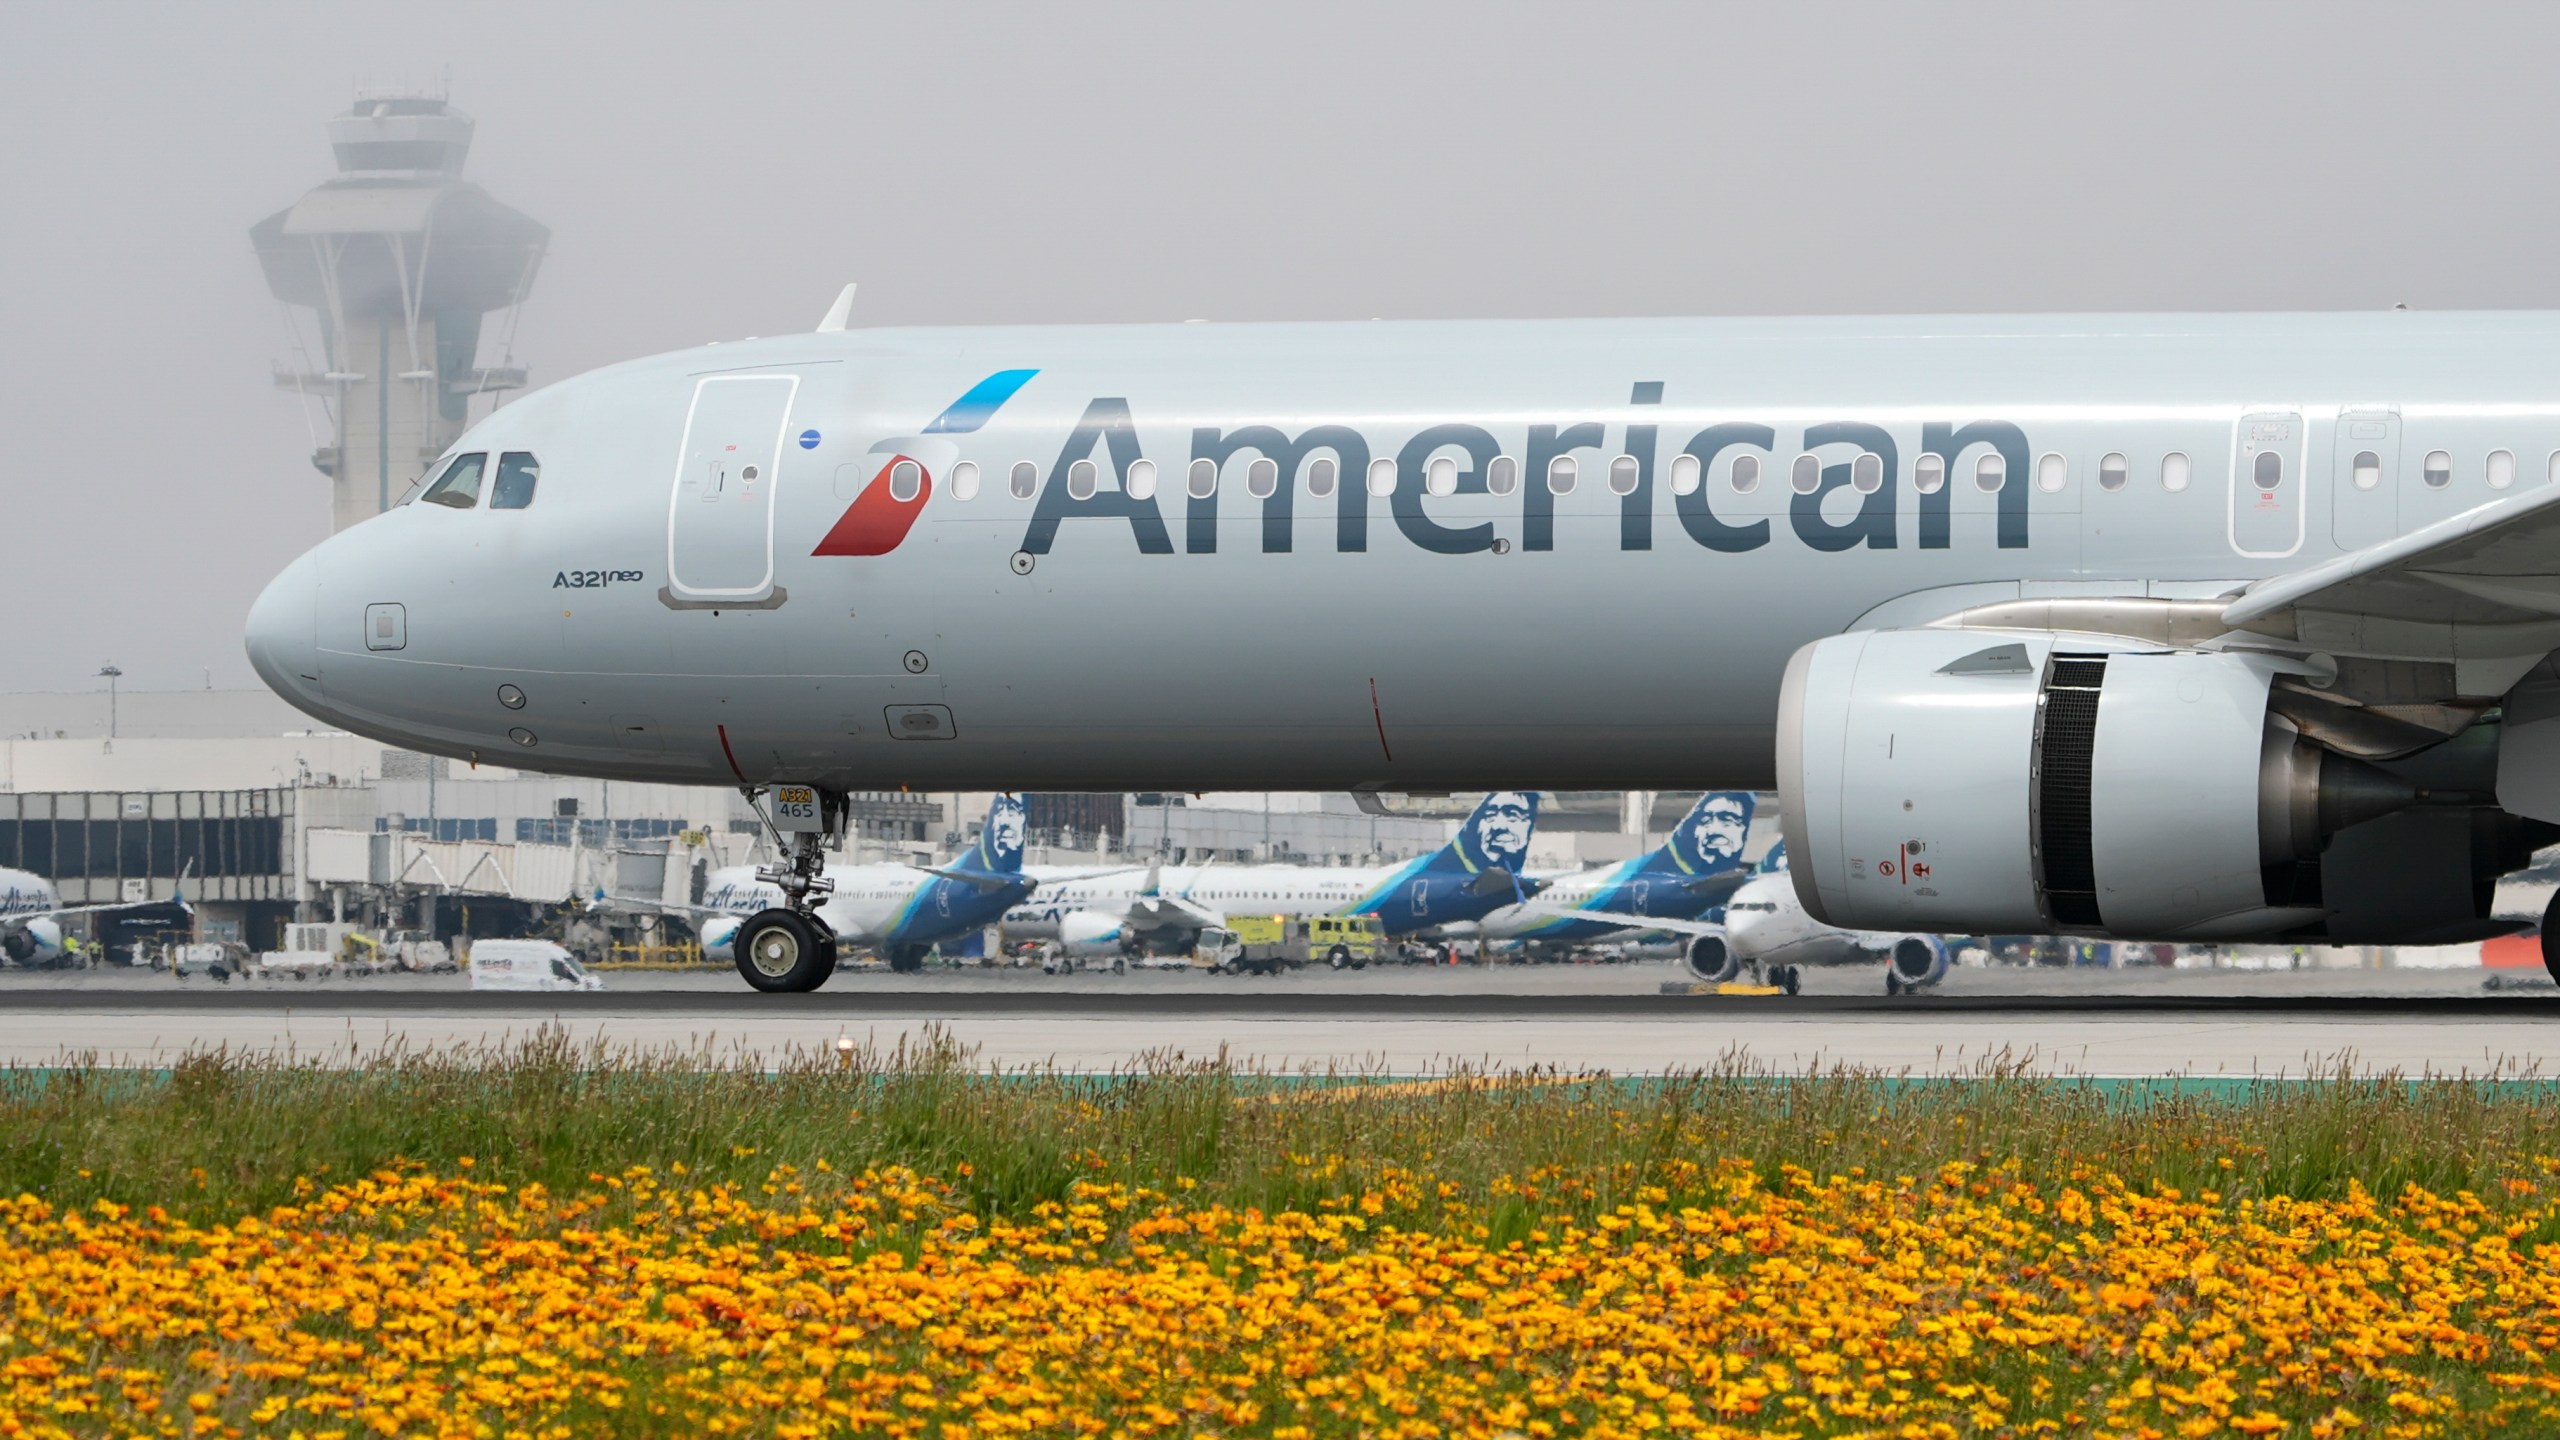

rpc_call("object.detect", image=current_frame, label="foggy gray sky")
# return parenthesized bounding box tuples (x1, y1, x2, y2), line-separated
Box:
(6, 1, 2560, 695)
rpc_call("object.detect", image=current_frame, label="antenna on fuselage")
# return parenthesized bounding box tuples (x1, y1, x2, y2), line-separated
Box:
(816, 283, 858, 332)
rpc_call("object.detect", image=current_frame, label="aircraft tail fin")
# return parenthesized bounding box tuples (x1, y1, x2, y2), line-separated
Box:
(1423, 792, 1540, 879)
(1653, 792, 1756, 878)
(958, 793, 1028, 876)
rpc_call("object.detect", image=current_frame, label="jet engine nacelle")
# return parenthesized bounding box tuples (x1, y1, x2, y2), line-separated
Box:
(1778, 629, 2431, 941)
(1884, 935, 1950, 989)
(2, 920, 60, 965)
(1683, 931, 1741, 984)
(1053, 909, 1137, 958)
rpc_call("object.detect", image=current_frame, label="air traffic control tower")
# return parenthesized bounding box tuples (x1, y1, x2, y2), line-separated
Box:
(253, 95, 548, 532)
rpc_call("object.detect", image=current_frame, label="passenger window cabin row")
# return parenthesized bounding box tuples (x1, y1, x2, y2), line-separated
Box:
(407, 440, 2554, 513)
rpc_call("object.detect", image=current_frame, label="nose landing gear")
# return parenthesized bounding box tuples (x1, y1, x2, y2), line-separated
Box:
(733, 787, 846, 994)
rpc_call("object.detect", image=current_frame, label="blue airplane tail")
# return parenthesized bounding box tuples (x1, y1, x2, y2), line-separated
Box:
(1416, 792, 1540, 886)
(1637, 792, 1756, 878)
(955, 793, 1028, 877)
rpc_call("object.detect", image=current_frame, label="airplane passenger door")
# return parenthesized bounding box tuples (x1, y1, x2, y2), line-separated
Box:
(2330, 408, 2400, 551)
(667, 373, 800, 601)
(2229, 411, 2304, 558)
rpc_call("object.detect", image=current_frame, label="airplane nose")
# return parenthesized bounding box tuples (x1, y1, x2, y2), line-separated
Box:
(244, 551, 321, 711)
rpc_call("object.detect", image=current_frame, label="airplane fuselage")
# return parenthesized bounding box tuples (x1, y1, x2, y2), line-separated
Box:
(250, 312, 2560, 796)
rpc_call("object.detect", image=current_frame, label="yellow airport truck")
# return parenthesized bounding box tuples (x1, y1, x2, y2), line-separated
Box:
(1214, 913, 1388, 975)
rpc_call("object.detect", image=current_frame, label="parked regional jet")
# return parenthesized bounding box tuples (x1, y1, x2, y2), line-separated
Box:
(1, 866, 191, 968)
(1466, 791, 1755, 957)
(246, 304, 2560, 990)
(641, 793, 1041, 983)
(1004, 792, 1545, 956)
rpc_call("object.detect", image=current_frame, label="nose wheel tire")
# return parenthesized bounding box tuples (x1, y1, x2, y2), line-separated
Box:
(2543, 889, 2560, 986)
(734, 909, 832, 993)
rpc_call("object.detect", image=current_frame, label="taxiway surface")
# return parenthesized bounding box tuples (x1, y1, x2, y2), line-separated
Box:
(1, 962, 2552, 1076)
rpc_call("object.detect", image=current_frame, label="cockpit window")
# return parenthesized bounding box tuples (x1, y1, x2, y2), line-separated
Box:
(491, 452, 540, 509)
(419, 453, 487, 508)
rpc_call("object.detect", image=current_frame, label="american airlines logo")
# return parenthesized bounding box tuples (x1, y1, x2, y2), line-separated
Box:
(817, 372, 2033, 559)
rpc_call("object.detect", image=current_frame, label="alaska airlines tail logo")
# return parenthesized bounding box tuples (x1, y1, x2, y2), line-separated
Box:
(1667, 792, 1754, 875)
(1450, 791, 1538, 874)
(813, 369, 1038, 557)
(974, 792, 1029, 874)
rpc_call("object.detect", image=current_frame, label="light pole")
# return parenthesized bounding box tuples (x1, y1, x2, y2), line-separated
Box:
(96, 666, 122, 740)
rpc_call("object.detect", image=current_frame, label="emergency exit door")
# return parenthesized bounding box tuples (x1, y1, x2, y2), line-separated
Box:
(2230, 410, 2304, 558)
(668, 373, 799, 600)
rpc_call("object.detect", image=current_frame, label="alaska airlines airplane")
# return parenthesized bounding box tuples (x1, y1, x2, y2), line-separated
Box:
(647, 793, 1041, 982)
(1615, 845, 1954, 994)
(1468, 791, 1754, 956)
(1006, 792, 1543, 957)
(1, 866, 194, 968)
(245, 305, 2560, 991)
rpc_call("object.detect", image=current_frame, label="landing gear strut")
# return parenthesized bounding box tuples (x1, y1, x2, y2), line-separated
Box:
(733, 786, 846, 994)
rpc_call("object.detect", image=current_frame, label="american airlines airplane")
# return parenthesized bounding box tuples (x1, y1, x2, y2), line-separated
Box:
(1467, 791, 1755, 957)
(1005, 791, 1543, 958)
(245, 306, 2560, 991)
(638, 793, 1042, 980)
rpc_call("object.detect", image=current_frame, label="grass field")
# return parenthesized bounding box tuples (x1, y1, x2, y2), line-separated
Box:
(3, 1029, 2558, 1437)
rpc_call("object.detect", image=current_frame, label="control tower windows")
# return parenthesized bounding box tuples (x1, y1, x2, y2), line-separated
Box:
(490, 452, 539, 509)
(419, 453, 487, 509)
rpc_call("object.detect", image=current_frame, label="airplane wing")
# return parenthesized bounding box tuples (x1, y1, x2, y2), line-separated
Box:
(1129, 892, 1220, 927)
(1516, 902, 1724, 939)
(2222, 483, 2560, 695)
(1671, 872, 1756, 907)
(1025, 865, 1145, 888)
(925, 867, 1026, 894)
(12, 861, 200, 926)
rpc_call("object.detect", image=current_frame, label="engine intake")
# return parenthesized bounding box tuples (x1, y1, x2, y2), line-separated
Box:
(1777, 629, 2435, 940)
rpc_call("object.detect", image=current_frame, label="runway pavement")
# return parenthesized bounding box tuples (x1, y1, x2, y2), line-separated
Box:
(1, 962, 2554, 1076)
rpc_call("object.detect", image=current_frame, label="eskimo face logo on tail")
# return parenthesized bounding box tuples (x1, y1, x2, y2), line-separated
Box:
(1457, 792, 1538, 873)
(1671, 792, 1753, 874)
(812, 369, 1039, 558)
(978, 792, 1028, 872)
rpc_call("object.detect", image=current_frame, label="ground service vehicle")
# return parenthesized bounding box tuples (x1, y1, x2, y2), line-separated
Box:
(1228, 914, 1386, 974)
(467, 939, 606, 993)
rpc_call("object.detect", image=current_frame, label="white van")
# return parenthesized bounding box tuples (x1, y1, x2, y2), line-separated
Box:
(466, 939, 605, 993)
